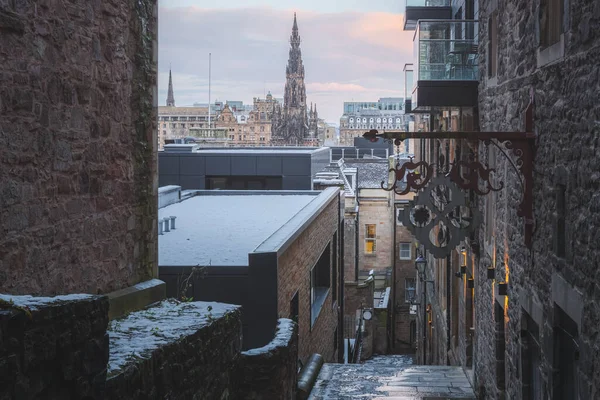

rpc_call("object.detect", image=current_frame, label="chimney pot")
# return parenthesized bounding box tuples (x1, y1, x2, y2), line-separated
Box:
(170, 216, 176, 230)
(163, 218, 170, 232)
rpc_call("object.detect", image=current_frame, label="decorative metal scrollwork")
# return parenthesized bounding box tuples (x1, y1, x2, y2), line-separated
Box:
(449, 160, 504, 195)
(382, 157, 433, 195)
(398, 176, 481, 259)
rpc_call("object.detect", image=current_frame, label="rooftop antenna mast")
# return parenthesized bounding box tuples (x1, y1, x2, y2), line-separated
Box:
(208, 53, 212, 128)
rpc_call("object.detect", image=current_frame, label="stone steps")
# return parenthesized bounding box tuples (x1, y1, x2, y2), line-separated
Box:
(309, 355, 476, 399)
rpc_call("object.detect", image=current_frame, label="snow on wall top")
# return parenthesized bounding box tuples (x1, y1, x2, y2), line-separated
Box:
(242, 318, 295, 356)
(158, 194, 317, 266)
(107, 299, 238, 375)
(0, 293, 95, 310)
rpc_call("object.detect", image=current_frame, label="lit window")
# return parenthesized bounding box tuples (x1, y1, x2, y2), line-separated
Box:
(399, 243, 412, 260)
(365, 224, 376, 254)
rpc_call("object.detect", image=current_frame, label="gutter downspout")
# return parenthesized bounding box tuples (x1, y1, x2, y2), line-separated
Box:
(338, 191, 345, 364)
(354, 172, 360, 282)
(446, 254, 451, 366)
(391, 201, 397, 352)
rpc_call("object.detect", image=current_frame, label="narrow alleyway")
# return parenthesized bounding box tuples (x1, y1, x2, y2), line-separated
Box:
(309, 355, 476, 399)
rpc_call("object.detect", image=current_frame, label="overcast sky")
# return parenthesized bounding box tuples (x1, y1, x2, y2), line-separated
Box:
(158, 1, 413, 125)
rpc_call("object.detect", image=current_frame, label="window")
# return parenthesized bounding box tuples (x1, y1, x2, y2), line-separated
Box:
(485, 146, 497, 244)
(405, 278, 416, 303)
(553, 305, 579, 399)
(399, 243, 411, 260)
(365, 224, 376, 254)
(521, 311, 541, 400)
(554, 183, 566, 257)
(495, 303, 506, 391)
(541, 0, 564, 48)
(311, 244, 331, 326)
(488, 12, 498, 78)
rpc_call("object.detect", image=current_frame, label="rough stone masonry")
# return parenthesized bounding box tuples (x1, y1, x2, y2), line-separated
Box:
(0, 0, 158, 295)
(476, 0, 600, 399)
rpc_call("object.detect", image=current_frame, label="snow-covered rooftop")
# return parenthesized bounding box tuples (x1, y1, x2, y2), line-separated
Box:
(158, 194, 318, 266)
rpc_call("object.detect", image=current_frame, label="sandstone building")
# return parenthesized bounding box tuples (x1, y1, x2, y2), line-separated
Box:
(339, 98, 409, 146)
(215, 93, 279, 146)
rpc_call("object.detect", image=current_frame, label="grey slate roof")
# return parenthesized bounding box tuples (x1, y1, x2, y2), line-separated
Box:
(344, 160, 390, 189)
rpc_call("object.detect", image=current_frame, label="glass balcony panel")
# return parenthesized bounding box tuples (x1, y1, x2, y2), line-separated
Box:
(406, 0, 451, 6)
(414, 20, 479, 83)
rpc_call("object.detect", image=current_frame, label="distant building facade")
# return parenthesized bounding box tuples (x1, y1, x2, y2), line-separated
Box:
(215, 94, 279, 146)
(158, 106, 213, 149)
(272, 14, 319, 146)
(339, 98, 409, 146)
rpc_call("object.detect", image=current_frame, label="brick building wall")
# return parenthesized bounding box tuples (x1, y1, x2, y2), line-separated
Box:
(277, 196, 340, 363)
(343, 214, 357, 282)
(475, 1, 600, 399)
(0, 1, 158, 295)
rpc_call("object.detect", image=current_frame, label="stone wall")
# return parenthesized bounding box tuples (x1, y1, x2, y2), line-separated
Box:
(393, 224, 417, 353)
(106, 300, 242, 400)
(475, 1, 600, 399)
(0, 0, 158, 295)
(0, 294, 109, 400)
(344, 281, 373, 318)
(277, 196, 340, 364)
(343, 214, 357, 282)
(236, 319, 298, 399)
(358, 199, 394, 272)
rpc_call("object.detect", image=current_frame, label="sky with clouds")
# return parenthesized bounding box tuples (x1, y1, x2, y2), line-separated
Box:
(158, 1, 413, 125)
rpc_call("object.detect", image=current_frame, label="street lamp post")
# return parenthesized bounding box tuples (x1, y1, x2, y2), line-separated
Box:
(415, 252, 431, 365)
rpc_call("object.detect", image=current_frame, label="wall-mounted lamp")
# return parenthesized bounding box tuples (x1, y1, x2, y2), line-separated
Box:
(487, 267, 495, 280)
(498, 282, 508, 296)
(415, 255, 427, 280)
(467, 278, 475, 289)
(460, 265, 467, 275)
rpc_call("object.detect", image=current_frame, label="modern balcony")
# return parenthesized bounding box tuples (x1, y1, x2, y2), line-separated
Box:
(411, 20, 479, 111)
(403, 63, 414, 113)
(403, 0, 453, 31)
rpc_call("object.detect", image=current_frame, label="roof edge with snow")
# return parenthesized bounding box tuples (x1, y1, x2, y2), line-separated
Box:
(252, 187, 340, 257)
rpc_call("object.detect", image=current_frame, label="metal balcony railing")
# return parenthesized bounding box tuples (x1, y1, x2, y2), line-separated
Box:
(413, 20, 479, 82)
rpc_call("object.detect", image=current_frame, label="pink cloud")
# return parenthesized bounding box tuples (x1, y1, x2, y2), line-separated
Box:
(307, 82, 368, 93)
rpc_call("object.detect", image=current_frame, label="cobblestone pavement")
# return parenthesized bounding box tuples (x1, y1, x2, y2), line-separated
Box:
(309, 355, 476, 399)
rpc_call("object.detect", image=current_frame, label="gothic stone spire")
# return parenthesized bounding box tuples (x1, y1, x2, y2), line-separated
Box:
(166, 68, 175, 107)
(272, 13, 311, 145)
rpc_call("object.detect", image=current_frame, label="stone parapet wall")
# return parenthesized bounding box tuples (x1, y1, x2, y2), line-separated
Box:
(0, 0, 158, 295)
(0, 294, 109, 400)
(1, 295, 302, 399)
(236, 319, 299, 399)
(105, 300, 242, 400)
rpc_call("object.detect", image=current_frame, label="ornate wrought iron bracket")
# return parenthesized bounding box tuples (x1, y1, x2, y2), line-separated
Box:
(365, 102, 536, 249)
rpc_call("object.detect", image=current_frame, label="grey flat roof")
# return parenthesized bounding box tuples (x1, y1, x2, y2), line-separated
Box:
(158, 190, 336, 267)
(193, 147, 329, 155)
